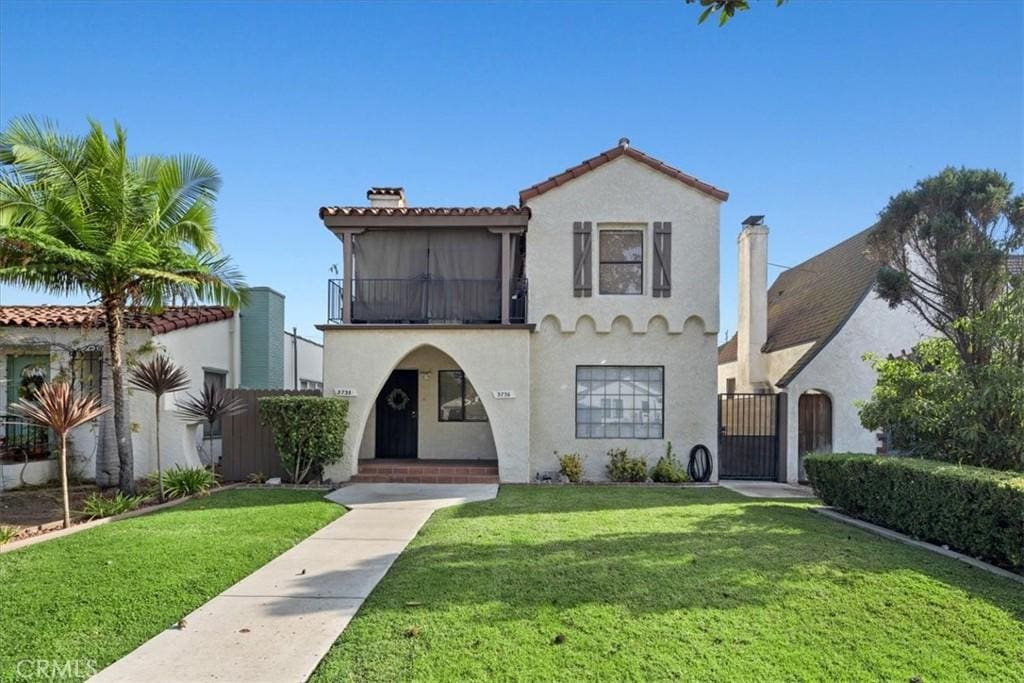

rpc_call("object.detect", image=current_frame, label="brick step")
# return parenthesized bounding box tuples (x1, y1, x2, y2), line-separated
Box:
(350, 474, 500, 484)
(357, 466, 499, 476)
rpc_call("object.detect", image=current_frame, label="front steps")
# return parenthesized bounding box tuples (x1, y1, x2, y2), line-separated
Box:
(351, 459, 499, 484)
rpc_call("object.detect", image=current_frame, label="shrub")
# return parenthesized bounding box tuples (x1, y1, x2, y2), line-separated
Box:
(152, 466, 218, 499)
(80, 491, 145, 519)
(606, 448, 648, 482)
(556, 451, 585, 483)
(651, 442, 689, 483)
(805, 454, 1024, 572)
(258, 396, 349, 484)
(0, 525, 18, 545)
(859, 288, 1024, 471)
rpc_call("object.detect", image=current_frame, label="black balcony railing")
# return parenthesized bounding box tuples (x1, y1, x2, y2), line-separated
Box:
(1, 414, 51, 461)
(328, 277, 527, 325)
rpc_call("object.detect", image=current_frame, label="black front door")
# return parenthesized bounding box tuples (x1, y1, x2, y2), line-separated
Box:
(375, 370, 418, 459)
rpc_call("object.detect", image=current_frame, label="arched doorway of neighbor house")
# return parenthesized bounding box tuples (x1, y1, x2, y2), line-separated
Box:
(358, 345, 497, 473)
(798, 391, 833, 481)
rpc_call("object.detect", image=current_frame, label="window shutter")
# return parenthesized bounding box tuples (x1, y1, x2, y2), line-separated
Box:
(573, 221, 593, 297)
(652, 221, 672, 298)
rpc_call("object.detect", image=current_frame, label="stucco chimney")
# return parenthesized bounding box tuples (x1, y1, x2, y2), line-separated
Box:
(737, 215, 769, 391)
(367, 187, 406, 208)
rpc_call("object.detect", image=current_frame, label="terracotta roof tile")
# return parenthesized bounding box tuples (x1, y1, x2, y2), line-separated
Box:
(318, 205, 529, 219)
(0, 306, 234, 334)
(367, 187, 405, 197)
(520, 143, 729, 204)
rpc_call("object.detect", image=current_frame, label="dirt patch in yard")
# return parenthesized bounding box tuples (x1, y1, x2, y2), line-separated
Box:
(0, 485, 99, 530)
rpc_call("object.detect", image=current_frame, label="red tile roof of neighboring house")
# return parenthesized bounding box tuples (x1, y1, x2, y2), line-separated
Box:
(519, 142, 729, 204)
(318, 205, 529, 219)
(718, 227, 881, 387)
(0, 306, 234, 334)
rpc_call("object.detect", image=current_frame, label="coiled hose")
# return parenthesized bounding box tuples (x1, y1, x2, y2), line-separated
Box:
(688, 444, 712, 482)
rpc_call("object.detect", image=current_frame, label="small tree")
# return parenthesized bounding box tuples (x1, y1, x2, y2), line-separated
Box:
(176, 383, 246, 475)
(129, 355, 190, 502)
(10, 382, 109, 528)
(867, 167, 1023, 367)
(258, 396, 348, 484)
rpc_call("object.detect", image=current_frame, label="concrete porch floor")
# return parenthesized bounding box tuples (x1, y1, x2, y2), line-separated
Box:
(719, 480, 817, 499)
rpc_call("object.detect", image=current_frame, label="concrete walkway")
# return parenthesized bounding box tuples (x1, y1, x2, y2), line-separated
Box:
(92, 484, 498, 683)
(720, 480, 817, 499)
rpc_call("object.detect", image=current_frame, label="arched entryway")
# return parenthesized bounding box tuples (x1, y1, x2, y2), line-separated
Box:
(358, 345, 497, 464)
(798, 391, 832, 481)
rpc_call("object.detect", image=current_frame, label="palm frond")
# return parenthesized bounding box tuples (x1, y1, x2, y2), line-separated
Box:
(176, 382, 246, 425)
(128, 354, 191, 397)
(9, 381, 109, 436)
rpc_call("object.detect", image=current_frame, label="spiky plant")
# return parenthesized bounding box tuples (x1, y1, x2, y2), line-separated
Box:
(10, 382, 109, 528)
(176, 383, 246, 475)
(128, 355, 190, 502)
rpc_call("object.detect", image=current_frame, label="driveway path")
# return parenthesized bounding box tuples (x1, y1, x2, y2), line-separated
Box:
(92, 484, 498, 683)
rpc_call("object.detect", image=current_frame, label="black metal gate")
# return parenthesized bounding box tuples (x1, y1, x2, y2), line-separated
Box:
(718, 393, 780, 480)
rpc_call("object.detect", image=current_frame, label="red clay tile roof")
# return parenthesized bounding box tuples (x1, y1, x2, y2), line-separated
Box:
(719, 227, 881, 386)
(319, 205, 529, 219)
(0, 306, 234, 335)
(519, 143, 729, 204)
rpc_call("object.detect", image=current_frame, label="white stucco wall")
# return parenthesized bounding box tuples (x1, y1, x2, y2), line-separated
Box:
(283, 331, 324, 390)
(524, 155, 722, 335)
(531, 314, 719, 482)
(779, 293, 928, 482)
(357, 345, 498, 461)
(0, 317, 238, 487)
(321, 327, 531, 482)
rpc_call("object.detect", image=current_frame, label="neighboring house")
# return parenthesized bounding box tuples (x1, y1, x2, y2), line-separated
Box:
(0, 306, 238, 489)
(318, 139, 727, 482)
(717, 218, 928, 482)
(284, 329, 324, 391)
(0, 288, 324, 489)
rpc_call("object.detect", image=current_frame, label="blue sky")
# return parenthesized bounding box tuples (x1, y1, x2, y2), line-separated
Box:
(1, 0, 1021, 340)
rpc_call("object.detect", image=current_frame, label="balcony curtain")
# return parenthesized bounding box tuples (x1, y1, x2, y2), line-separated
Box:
(352, 229, 501, 322)
(428, 229, 501, 322)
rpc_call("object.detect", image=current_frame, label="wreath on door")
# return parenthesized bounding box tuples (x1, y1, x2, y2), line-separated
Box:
(386, 388, 410, 411)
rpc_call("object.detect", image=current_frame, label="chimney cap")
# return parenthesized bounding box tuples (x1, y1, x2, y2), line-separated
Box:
(367, 187, 405, 198)
(618, 137, 630, 148)
(742, 215, 765, 226)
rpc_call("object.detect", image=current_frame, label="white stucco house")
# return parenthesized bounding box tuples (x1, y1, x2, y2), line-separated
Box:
(317, 139, 727, 483)
(0, 306, 238, 490)
(717, 218, 928, 482)
(0, 290, 325, 490)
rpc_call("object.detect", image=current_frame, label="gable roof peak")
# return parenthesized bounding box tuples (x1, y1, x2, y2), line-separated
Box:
(519, 142, 729, 204)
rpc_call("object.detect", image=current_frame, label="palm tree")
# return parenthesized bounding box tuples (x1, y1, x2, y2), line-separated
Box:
(0, 117, 245, 493)
(10, 382, 109, 528)
(176, 382, 246, 476)
(129, 355, 190, 502)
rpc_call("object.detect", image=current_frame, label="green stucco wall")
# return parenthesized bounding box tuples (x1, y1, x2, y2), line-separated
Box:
(240, 287, 284, 388)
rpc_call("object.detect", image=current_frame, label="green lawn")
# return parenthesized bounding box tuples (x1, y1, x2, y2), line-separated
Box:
(0, 489, 343, 682)
(312, 486, 1024, 682)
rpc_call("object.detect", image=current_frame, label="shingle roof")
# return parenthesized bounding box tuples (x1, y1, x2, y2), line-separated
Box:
(719, 227, 881, 387)
(0, 306, 234, 334)
(519, 142, 729, 204)
(318, 205, 529, 219)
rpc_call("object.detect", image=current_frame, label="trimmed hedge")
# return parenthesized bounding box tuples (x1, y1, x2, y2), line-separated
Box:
(805, 454, 1024, 572)
(258, 396, 349, 483)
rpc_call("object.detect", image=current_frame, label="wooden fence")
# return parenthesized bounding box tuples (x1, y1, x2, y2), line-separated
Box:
(220, 389, 320, 482)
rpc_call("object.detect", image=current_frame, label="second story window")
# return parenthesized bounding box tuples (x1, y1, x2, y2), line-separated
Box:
(599, 230, 643, 295)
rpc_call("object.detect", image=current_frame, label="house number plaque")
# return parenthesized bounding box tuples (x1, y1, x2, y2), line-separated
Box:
(492, 390, 515, 399)
(334, 388, 357, 397)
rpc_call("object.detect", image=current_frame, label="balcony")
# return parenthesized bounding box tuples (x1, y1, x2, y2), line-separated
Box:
(328, 277, 527, 325)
